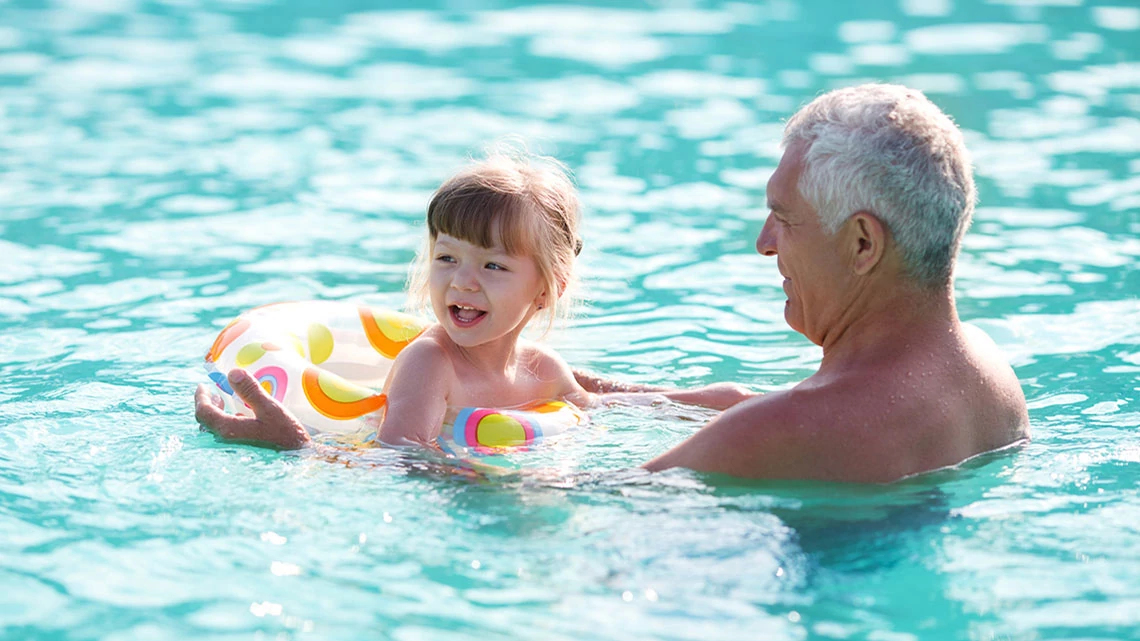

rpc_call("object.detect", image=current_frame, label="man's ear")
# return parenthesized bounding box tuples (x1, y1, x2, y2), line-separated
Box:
(847, 211, 887, 275)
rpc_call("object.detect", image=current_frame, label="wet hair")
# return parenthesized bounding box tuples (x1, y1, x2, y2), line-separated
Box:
(783, 83, 976, 286)
(408, 149, 582, 333)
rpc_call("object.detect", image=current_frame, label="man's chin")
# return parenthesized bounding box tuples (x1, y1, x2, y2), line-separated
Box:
(783, 305, 802, 333)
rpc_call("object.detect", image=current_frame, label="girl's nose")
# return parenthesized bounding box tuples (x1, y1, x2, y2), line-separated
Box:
(451, 264, 480, 291)
(756, 215, 778, 256)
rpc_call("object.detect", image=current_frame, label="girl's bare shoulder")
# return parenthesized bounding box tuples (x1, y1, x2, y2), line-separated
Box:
(516, 339, 583, 401)
(517, 338, 570, 371)
(391, 326, 455, 375)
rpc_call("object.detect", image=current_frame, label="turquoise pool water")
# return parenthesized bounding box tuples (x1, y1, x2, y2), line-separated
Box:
(2, 0, 1138, 639)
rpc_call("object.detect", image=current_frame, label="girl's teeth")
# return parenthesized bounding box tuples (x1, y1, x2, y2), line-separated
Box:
(453, 306, 484, 322)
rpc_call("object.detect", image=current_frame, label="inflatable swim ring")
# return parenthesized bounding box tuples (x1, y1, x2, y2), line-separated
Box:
(204, 301, 587, 450)
(444, 400, 586, 455)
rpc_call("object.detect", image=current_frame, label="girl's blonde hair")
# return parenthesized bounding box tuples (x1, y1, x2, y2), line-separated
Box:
(408, 149, 582, 335)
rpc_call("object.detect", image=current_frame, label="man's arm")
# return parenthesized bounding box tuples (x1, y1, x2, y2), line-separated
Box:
(573, 369, 756, 411)
(573, 369, 669, 394)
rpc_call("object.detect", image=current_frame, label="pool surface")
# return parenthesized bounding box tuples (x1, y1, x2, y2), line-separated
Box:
(1, 0, 1138, 639)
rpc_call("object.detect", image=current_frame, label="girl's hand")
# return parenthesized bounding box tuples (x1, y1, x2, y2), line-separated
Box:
(194, 369, 312, 450)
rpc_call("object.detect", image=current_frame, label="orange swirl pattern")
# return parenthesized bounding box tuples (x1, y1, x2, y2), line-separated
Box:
(358, 307, 427, 359)
(205, 317, 250, 363)
(301, 367, 388, 420)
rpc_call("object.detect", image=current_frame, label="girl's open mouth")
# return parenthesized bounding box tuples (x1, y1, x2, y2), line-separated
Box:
(450, 305, 486, 327)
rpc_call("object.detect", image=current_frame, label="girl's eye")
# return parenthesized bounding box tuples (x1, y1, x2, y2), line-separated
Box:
(435, 254, 455, 263)
(485, 262, 506, 271)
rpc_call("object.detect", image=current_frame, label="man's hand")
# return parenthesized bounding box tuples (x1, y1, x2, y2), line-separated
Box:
(194, 369, 312, 450)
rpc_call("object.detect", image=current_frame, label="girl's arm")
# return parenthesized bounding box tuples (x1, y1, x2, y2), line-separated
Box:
(374, 336, 453, 448)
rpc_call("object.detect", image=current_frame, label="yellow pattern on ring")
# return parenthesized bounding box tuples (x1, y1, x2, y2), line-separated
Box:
(475, 414, 528, 448)
(307, 323, 334, 365)
(235, 342, 269, 367)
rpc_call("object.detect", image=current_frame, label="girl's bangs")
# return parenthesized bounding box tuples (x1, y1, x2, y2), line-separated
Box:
(428, 190, 535, 256)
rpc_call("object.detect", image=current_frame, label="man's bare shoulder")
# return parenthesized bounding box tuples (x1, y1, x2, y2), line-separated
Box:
(958, 322, 1031, 442)
(644, 381, 884, 481)
(645, 356, 1024, 483)
(643, 322, 1029, 482)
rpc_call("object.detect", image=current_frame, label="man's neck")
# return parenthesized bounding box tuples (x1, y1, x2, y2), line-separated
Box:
(818, 280, 959, 373)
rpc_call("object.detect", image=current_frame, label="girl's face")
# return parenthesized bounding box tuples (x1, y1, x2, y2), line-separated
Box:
(429, 233, 546, 350)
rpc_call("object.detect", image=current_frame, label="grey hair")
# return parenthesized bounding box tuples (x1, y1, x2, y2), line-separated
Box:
(783, 84, 976, 285)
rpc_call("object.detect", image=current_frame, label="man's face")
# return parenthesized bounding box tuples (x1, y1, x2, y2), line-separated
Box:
(755, 141, 851, 345)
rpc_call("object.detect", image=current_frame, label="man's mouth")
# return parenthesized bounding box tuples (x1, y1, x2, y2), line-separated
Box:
(450, 304, 486, 327)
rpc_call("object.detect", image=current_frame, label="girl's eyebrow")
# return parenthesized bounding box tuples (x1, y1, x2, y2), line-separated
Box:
(486, 249, 518, 262)
(435, 236, 515, 258)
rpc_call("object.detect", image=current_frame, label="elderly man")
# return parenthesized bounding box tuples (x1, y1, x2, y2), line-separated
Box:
(580, 83, 1030, 482)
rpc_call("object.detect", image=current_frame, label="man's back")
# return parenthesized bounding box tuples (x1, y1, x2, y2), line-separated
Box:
(643, 318, 1029, 483)
(798, 321, 1030, 482)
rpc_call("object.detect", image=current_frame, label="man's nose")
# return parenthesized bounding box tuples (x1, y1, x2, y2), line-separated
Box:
(756, 215, 778, 256)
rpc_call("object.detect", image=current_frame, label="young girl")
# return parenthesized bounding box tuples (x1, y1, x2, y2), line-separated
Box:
(195, 151, 750, 451)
